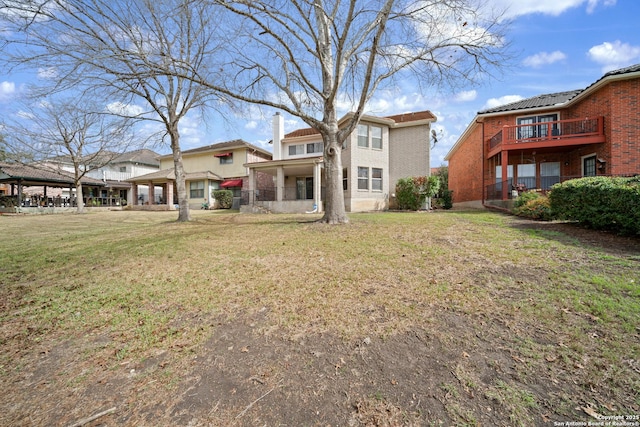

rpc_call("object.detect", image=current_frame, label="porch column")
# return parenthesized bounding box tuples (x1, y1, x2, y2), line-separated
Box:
(313, 161, 322, 212)
(276, 166, 284, 202)
(17, 179, 22, 207)
(148, 181, 154, 204)
(501, 151, 509, 201)
(131, 184, 138, 206)
(248, 168, 255, 206)
(166, 181, 174, 208)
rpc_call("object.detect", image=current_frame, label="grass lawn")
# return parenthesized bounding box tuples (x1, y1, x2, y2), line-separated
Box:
(0, 209, 638, 426)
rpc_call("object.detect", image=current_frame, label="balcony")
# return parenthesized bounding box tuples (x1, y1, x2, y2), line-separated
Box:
(487, 116, 605, 158)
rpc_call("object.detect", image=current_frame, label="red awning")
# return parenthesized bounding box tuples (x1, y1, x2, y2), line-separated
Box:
(213, 152, 232, 157)
(220, 179, 243, 188)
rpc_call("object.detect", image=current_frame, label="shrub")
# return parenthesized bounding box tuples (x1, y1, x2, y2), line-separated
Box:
(549, 177, 640, 235)
(440, 189, 453, 210)
(212, 189, 233, 209)
(513, 196, 553, 221)
(395, 176, 440, 210)
(513, 191, 541, 209)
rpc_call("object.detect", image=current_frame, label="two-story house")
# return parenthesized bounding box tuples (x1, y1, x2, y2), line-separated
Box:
(241, 110, 436, 214)
(445, 63, 640, 208)
(127, 140, 272, 210)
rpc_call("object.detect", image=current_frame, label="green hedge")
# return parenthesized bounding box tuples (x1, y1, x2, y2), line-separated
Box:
(549, 177, 640, 235)
(212, 189, 233, 209)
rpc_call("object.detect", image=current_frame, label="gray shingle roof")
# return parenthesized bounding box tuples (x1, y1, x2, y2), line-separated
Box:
(478, 90, 582, 114)
(478, 63, 640, 115)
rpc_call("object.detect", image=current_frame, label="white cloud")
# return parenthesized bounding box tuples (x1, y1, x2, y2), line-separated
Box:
(106, 101, 145, 117)
(0, 81, 16, 101)
(453, 90, 477, 102)
(37, 67, 58, 80)
(483, 95, 524, 109)
(244, 120, 258, 130)
(587, 40, 640, 72)
(492, 0, 616, 18)
(523, 51, 567, 68)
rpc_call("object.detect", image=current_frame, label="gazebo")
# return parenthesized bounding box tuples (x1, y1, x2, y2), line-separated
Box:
(0, 162, 105, 208)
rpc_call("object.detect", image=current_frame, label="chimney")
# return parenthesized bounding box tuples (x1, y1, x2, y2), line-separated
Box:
(272, 112, 284, 160)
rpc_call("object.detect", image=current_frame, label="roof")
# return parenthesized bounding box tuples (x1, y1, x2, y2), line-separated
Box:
(47, 149, 161, 167)
(478, 90, 582, 114)
(111, 149, 160, 166)
(0, 162, 105, 186)
(167, 140, 272, 158)
(126, 168, 222, 183)
(284, 110, 436, 139)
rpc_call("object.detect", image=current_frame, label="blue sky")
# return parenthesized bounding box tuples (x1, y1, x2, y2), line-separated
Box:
(1, 0, 639, 167)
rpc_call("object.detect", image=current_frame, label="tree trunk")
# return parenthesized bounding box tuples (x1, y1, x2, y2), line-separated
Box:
(320, 123, 349, 224)
(169, 127, 191, 222)
(75, 183, 85, 214)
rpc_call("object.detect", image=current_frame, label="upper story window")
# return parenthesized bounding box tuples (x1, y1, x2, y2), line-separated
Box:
(371, 126, 382, 149)
(358, 124, 383, 149)
(288, 144, 304, 156)
(218, 153, 233, 164)
(516, 114, 558, 139)
(306, 142, 323, 154)
(357, 124, 369, 148)
(119, 166, 127, 172)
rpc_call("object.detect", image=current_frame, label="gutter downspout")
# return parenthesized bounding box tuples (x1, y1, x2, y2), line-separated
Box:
(477, 119, 485, 207)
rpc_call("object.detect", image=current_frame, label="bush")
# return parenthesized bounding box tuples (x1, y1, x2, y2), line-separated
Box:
(395, 176, 440, 210)
(549, 177, 640, 235)
(440, 189, 453, 210)
(212, 189, 233, 209)
(513, 191, 541, 209)
(513, 196, 553, 221)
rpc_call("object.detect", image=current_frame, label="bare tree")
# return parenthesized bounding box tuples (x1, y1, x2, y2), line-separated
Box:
(178, 0, 508, 223)
(2, 97, 134, 213)
(0, 0, 226, 221)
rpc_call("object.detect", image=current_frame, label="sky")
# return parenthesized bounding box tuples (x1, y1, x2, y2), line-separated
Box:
(1, 0, 639, 167)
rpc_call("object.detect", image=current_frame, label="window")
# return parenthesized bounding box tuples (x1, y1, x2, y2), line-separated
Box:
(343, 168, 348, 191)
(517, 114, 558, 140)
(583, 155, 596, 177)
(371, 126, 382, 149)
(540, 162, 560, 189)
(372, 168, 382, 191)
(296, 177, 314, 200)
(288, 144, 304, 156)
(306, 142, 323, 154)
(358, 167, 369, 190)
(189, 181, 204, 198)
(516, 164, 536, 190)
(357, 124, 369, 147)
(119, 166, 127, 173)
(495, 165, 513, 192)
(219, 153, 233, 164)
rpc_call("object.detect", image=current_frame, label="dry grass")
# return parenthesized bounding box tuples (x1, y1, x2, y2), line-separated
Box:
(0, 209, 638, 425)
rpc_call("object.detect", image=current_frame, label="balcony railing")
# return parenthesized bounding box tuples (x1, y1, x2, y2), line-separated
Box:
(488, 116, 605, 155)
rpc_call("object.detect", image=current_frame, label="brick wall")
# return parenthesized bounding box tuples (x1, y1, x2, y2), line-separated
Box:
(448, 122, 484, 203)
